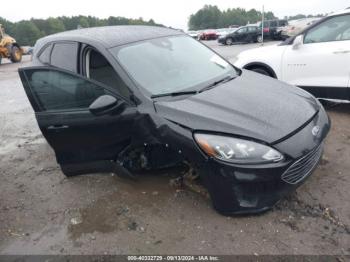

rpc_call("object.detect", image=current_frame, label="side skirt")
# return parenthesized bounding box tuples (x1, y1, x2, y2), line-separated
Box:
(60, 160, 114, 177)
(298, 86, 349, 101)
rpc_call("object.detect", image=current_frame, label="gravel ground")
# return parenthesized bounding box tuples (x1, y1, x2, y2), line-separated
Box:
(0, 43, 349, 256)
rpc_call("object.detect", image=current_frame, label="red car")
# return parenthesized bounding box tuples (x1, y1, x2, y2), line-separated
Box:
(199, 30, 218, 40)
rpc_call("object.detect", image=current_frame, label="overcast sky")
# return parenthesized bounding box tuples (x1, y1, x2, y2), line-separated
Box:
(3, 0, 349, 30)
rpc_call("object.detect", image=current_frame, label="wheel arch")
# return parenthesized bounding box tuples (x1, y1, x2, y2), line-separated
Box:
(243, 62, 277, 78)
(225, 37, 233, 44)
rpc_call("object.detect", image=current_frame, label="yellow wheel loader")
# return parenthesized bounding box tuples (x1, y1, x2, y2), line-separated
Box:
(0, 24, 23, 64)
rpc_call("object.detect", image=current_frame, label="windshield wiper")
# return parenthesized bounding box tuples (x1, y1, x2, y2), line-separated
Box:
(151, 75, 236, 98)
(199, 75, 236, 93)
(151, 90, 198, 98)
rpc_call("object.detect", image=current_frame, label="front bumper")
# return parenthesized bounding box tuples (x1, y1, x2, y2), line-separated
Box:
(199, 106, 330, 215)
(218, 37, 226, 44)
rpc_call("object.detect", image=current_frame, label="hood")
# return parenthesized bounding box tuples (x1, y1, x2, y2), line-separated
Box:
(154, 70, 320, 144)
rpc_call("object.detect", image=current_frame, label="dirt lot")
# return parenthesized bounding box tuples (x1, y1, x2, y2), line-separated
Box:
(0, 46, 349, 255)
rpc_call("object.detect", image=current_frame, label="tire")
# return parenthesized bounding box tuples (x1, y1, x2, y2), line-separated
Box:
(256, 35, 263, 43)
(251, 67, 271, 76)
(225, 38, 233, 45)
(10, 45, 22, 63)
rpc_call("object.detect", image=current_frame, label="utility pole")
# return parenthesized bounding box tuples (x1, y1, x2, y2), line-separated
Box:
(261, 5, 264, 45)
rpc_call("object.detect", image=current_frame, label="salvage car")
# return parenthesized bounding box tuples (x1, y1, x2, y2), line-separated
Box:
(234, 9, 350, 101)
(199, 29, 218, 40)
(19, 25, 330, 215)
(218, 26, 261, 45)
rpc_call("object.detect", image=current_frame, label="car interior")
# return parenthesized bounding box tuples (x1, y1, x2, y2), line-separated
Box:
(86, 49, 130, 99)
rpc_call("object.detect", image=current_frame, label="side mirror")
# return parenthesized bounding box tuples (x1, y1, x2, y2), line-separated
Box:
(89, 95, 124, 116)
(292, 35, 303, 50)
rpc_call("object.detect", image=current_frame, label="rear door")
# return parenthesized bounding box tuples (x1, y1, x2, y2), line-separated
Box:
(269, 20, 278, 38)
(247, 26, 258, 42)
(282, 13, 350, 100)
(18, 66, 136, 175)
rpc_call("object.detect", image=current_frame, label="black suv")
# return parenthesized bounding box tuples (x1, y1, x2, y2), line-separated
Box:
(218, 26, 260, 45)
(257, 19, 288, 40)
(18, 26, 330, 215)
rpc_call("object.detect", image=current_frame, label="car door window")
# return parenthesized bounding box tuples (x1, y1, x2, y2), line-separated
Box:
(86, 49, 130, 99)
(51, 42, 78, 73)
(337, 27, 350, 41)
(23, 68, 105, 111)
(304, 14, 350, 44)
(248, 27, 257, 32)
(237, 28, 247, 34)
(270, 21, 277, 27)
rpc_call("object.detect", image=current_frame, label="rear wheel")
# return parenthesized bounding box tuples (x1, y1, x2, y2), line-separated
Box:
(225, 38, 233, 45)
(257, 35, 263, 43)
(10, 45, 22, 63)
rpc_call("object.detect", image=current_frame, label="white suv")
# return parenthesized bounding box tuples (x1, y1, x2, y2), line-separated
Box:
(234, 9, 350, 101)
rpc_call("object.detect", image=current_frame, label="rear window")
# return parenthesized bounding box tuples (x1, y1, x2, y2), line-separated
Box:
(38, 44, 52, 64)
(50, 42, 78, 73)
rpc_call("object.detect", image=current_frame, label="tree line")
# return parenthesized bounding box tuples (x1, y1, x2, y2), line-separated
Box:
(188, 5, 276, 30)
(1, 7, 326, 46)
(188, 5, 325, 30)
(0, 16, 163, 46)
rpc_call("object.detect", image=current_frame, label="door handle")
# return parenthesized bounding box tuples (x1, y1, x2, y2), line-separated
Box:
(47, 125, 69, 130)
(333, 50, 350, 54)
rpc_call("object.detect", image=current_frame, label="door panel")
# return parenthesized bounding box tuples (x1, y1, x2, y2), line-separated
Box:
(282, 14, 350, 100)
(247, 27, 258, 42)
(235, 28, 247, 42)
(282, 41, 350, 88)
(35, 109, 135, 164)
(18, 66, 136, 171)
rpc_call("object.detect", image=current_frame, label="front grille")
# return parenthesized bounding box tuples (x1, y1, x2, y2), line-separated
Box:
(281, 143, 324, 184)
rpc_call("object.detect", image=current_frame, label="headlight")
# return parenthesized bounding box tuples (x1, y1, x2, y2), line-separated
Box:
(194, 133, 284, 164)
